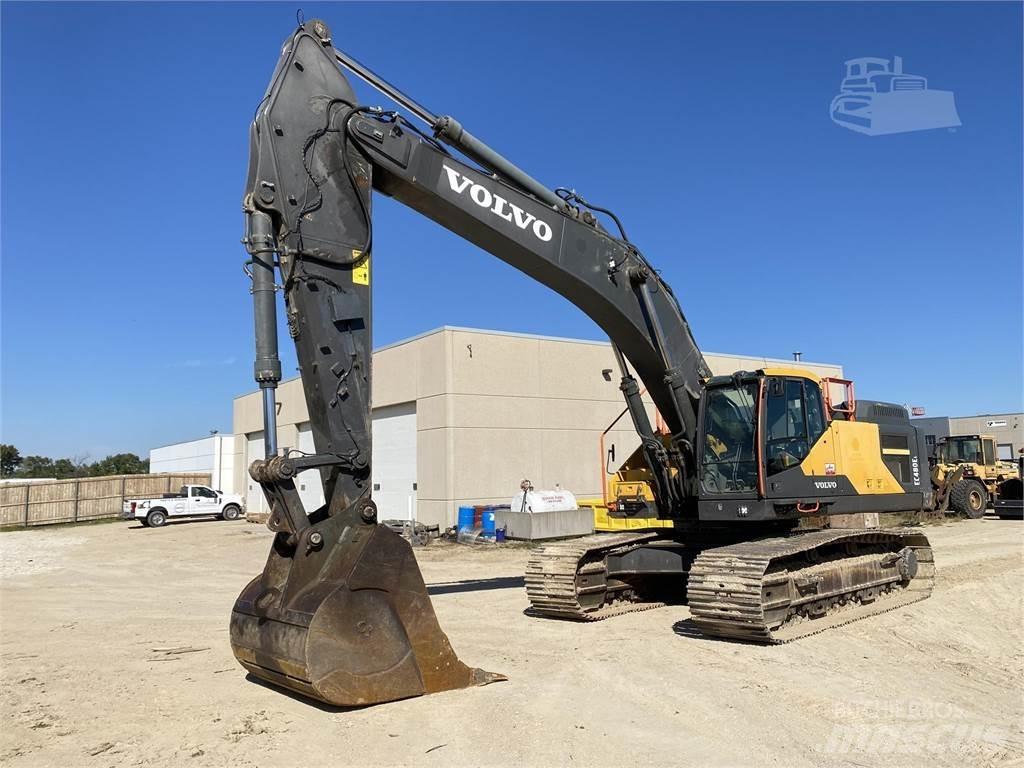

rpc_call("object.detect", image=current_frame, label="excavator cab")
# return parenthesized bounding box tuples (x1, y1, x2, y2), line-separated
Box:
(697, 371, 830, 500)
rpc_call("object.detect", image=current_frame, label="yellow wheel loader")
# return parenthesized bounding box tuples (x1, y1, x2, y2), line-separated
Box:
(932, 435, 1021, 518)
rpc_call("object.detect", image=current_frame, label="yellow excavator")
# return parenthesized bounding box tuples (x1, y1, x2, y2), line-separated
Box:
(232, 21, 937, 708)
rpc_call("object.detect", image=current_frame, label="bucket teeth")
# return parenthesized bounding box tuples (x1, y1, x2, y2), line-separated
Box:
(230, 522, 504, 707)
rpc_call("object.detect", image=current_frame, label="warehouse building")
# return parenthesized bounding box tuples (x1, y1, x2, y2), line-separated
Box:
(149, 434, 240, 492)
(912, 412, 1023, 460)
(232, 326, 843, 528)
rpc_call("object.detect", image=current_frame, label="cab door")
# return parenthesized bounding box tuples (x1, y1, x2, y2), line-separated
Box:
(171, 494, 188, 516)
(189, 486, 219, 516)
(763, 377, 836, 495)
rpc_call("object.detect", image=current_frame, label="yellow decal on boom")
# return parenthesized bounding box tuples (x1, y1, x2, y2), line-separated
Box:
(352, 250, 369, 286)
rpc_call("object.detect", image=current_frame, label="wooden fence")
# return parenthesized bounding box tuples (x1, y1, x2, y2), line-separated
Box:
(0, 473, 212, 528)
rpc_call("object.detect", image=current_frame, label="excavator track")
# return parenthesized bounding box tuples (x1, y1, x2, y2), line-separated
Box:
(525, 531, 671, 621)
(687, 527, 933, 643)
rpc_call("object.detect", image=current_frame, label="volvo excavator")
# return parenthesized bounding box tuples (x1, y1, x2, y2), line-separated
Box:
(231, 20, 935, 708)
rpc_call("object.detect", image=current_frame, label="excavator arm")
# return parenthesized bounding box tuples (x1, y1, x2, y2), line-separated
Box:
(245, 21, 709, 519)
(231, 20, 709, 707)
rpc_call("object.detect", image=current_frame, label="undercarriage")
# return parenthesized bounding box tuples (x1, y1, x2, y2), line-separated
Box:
(526, 527, 933, 642)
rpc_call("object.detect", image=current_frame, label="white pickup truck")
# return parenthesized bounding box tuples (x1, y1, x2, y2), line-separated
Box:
(123, 484, 245, 527)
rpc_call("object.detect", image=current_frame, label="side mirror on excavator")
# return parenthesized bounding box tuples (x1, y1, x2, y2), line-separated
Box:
(606, 443, 616, 474)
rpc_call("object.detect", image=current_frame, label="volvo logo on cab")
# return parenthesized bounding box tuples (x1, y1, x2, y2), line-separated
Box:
(814, 481, 838, 490)
(441, 164, 553, 242)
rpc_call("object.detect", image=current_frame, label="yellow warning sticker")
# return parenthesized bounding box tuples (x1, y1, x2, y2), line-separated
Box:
(351, 250, 370, 286)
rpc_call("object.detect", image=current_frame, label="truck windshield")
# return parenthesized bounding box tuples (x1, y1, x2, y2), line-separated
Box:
(701, 382, 758, 494)
(944, 438, 983, 464)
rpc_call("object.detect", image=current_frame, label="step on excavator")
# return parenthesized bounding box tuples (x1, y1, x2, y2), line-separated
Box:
(231, 20, 937, 707)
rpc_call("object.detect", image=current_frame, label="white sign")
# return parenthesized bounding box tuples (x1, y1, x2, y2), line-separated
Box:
(986, 420, 1007, 428)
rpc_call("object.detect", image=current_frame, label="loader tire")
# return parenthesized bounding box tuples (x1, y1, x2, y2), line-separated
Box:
(146, 509, 168, 528)
(221, 504, 241, 521)
(950, 479, 987, 518)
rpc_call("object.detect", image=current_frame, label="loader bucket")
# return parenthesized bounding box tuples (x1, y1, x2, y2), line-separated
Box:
(230, 520, 504, 707)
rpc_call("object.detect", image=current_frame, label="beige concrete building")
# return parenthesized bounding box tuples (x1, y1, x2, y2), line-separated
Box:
(233, 327, 843, 527)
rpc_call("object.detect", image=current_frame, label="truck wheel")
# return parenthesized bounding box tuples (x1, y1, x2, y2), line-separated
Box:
(221, 505, 241, 521)
(950, 479, 988, 518)
(146, 509, 168, 528)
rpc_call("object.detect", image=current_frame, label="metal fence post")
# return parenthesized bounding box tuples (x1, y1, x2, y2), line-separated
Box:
(23, 485, 30, 527)
(73, 479, 81, 523)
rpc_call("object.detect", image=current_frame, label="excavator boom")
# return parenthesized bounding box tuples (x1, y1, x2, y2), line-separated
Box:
(232, 20, 708, 707)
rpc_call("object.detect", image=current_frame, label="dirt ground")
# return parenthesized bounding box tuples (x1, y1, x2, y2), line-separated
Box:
(1, 516, 1021, 768)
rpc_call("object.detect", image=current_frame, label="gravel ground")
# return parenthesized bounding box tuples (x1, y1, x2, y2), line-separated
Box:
(1, 516, 1021, 768)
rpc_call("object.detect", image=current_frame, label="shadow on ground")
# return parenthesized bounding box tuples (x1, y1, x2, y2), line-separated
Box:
(427, 576, 525, 595)
(244, 674, 369, 712)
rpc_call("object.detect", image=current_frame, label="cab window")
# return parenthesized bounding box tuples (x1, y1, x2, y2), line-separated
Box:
(983, 440, 994, 465)
(700, 382, 759, 494)
(192, 486, 218, 498)
(805, 382, 826, 441)
(765, 378, 813, 476)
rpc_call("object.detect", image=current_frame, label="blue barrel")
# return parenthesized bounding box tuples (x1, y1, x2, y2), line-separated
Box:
(481, 508, 496, 537)
(457, 506, 475, 532)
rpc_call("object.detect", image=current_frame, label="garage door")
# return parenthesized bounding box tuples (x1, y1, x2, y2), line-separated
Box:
(245, 431, 265, 516)
(372, 402, 417, 521)
(296, 424, 326, 513)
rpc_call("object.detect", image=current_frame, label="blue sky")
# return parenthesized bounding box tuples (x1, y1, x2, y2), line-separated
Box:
(2, 1, 1021, 458)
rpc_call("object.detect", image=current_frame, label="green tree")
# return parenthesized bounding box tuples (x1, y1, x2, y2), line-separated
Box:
(53, 458, 90, 478)
(89, 453, 149, 477)
(17, 455, 57, 478)
(0, 444, 23, 476)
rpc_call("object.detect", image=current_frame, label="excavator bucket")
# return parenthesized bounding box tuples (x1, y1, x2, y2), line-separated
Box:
(231, 517, 504, 707)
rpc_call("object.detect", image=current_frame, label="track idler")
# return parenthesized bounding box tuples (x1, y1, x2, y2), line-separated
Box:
(231, 475, 504, 707)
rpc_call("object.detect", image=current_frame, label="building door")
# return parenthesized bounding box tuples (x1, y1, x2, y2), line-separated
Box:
(371, 402, 417, 521)
(296, 423, 326, 513)
(245, 431, 265, 516)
